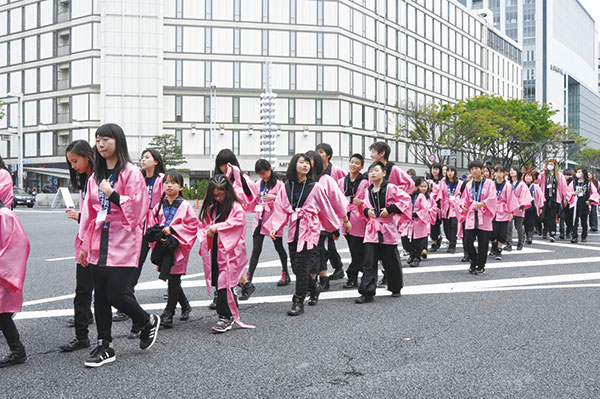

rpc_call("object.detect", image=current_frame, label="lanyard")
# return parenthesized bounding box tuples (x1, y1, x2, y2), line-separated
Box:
(529, 185, 536, 207)
(448, 181, 458, 196)
(147, 176, 157, 208)
(98, 173, 115, 213)
(291, 181, 306, 210)
(163, 203, 178, 227)
(472, 178, 484, 203)
(370, 187, 382, 214)
(260, 181, 269, 203)
(496, 181, 505, 200)
(82, 180, 88, 201)
(511, 180, 519, 191)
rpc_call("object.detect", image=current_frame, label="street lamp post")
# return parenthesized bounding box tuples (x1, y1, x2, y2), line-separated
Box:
(7, 92, 23, 188)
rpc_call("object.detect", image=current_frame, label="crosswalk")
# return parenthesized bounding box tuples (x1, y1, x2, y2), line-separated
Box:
(15, 237, 600, 321)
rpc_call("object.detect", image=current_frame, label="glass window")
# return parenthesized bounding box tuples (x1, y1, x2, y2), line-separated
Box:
(289, 98, 295, 124)
(315, 131, 322, 146)
(206, 0, 212, 19)
(176, 0, 183, 18)
(234, 0, 240, 21)
(175, 96, 182, 121)
(317, 32, 323, 58)
(290, 0, 296, 23)
(316, 99, 322, 125)
(175, 130, 182, 153)
(290, 31, 296, 57)
(176, 26, 183, 52)
(234, 28, 240, 54)
(233, 97, 240, 123)
(262, 0, 268, 22)
(205, 27, 212, 52)
(233, 130, 240, 154)
(290, 64, 296, 90)
(204, 130, 211, 154)
(262, 30, 268, 56)
(175, 60, 182, 87)
(288, 131, 295, 155)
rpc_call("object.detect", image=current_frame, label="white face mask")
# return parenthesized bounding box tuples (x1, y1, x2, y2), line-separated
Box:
(576, 172, 582, 179)
(547, 164, 554, 171)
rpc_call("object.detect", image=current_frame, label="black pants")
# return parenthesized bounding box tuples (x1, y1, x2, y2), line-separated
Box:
(542, 202, 559, 237)
(430, 217, 442, 242)
(442, 217, 458, 247)
(559, 205, 573, 237)
(289, 242, 320, 298)
(318, 234, 343, 272)
(344, 234, 364, 281)
(73, 263, 94, 341)
(0, 313, 21, 349)
(248, 230, 288, 280)
(90, 265, 150, 342)
(524, 208, 537, 238)
(165, 274, 189, 313)
(507, 216, 524, 247)
(401, 236, 427, 260)
(464, 229, 492, 269)
(491, 220, 509, 244)
(215, 288, 237, 319)
(573, 204, 589, 240)
(359, 243, 403, 297)
(127, 237, 150, 297)
(589, 205, 598, 230)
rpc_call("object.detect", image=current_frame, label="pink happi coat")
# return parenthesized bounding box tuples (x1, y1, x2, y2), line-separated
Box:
(494, 180, 520, 222)
(264, 180, 340, 251)
(198, 201, 254, 329)
(0, 168, 14, 208)
(148, 199, 199, 275)
(457, 178, 498, 231)
(565, 180, 600, 209)
(144, 172, 164, 232)
(386, 163, 415, 194)
(328, 163, 347, 181)
(535, 171, 568, 205)
(0, 207, 30, 313)
(74, 186, 89, 260)
(360, 182, 411, 245)
(319, 174, 349, 231)
(79, 163, 149, 267)
(227, 164, 259, 212)
(338, 176, 370, 237)
(511, 180, 533, 218)
(527, 183, 545, 216)
(251, 179, 285, 237)
(400, 193, 433, 240)
(439, 178, 463, 219)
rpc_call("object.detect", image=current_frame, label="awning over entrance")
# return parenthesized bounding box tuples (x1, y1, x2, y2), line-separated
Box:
(23, 167, 71, 180)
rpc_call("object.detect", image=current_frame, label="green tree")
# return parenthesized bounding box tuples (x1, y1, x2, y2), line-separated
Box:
(147, 133, 186, 168)
(576, 147, 600, 170)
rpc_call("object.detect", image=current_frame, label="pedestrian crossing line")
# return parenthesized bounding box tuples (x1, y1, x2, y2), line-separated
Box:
(534, 240, 600, 251)
(14, 272, 600, 321)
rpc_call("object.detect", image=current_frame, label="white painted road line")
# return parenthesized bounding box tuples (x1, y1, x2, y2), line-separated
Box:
(45, 256, 76, 262)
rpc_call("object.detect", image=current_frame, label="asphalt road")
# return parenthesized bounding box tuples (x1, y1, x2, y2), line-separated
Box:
(2, 208, 600, 398)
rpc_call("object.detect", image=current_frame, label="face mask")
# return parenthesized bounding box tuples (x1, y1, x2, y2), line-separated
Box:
(576, 172, 582, 179)
(547, 164, 554, 171)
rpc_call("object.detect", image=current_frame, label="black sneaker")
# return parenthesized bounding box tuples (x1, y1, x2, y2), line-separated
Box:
(211, 316, 233, 333)
(354, 295, 374, 304)
(239, 282, 256, 301)
(139, 314, 160, 350)
(461, 256, 470, 263)
(59, 338, 90, 352)
(476, 266, 486, 274)
(112, 311, 130, 322)
(504, 243, 512, 252)
(180, 304, 192, 321)
(66, 316, 93, 327)
(160, 310, 174, 329)
(209, 294, 217, 310)
(0, 346, 26, 368)
(343, 279, 357, 289)
(277, 271, 291, 286)
(127, 329, 141, 340)
(84, 341, 115, 368)
(329, 268, 345, 281)
(391, 291, 401, 298)
(469, 266, 477, 275)
(319, 275, 330, 291)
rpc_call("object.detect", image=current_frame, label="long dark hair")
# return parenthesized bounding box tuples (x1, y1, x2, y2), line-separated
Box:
(305, 150, 324, 180)
(65, 140, 95, 191)
(141, 148, 166, 177)
(445, 166, 458, 184)
(164, 171, 184, 192)
(214, 148, 252, 197)
(255, 159, 280, 189)
(0, 154, 7, 171)
(286, 153, 312, 182)
(413, 176, 430, 199)
(199, 174, 239, 223)
(94, 123, 131, 183)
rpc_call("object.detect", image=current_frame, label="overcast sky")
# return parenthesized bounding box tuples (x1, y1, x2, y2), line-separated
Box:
(579, 0, 600, 27)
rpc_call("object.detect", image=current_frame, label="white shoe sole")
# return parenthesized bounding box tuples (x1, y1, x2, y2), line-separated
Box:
(84, 355, 116, 368)
(211, 325, 232, 333)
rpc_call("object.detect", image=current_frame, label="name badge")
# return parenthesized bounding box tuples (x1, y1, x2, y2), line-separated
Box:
(97, 209, 107, 222)
(577, 191, 584, 197)
(254, 204, 263, 213)
(547, 184, 553, 189)
(346, 196, 352, 203)
(291, 212, 298, 222)
(449, 195, 455, 200)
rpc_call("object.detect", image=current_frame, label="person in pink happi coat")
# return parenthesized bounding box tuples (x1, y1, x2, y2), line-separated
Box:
(439, 166, 463, 254)
(457, 160, 498, 275)
(338, 153, 370, 289)
(213, 149, 259, 302)
(565, 167, 600, 243)
(427, 163, 444, 253)
(266, 154, 341, 316)
(0, 202, 30, 368)
(355, 162, 411, 303)
(147, 171, 198, 329)
(535, 159, 568, 242)
(506, 167, 532, 251)
(317, 142, 347, 181)
(523, 171, 545, 244)
(78, 124, 160, 368)
(0, 156, 14, 208)
(489, 165, 520, 261)
(198, 175, 255, 332)
(400, 177, 434, 268)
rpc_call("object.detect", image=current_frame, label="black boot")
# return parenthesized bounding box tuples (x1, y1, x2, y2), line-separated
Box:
(319, 275, 330, 292)
(489, 241, 497, 257)
(571, 235, 578, 243)
(209, 290, 217, 310)
(0, 342, 26, 368)
(239, 282, 256, 301)
(446, 244, 456, 254)
(526, 233, 533, 245)
(343, 277, 358, 289)
(308, 277, 321, 306)
(180, 301, 192, 321)
(287, 295, 305, 316)
(160, 309, 174, 329)
(329, 268, 345, 281)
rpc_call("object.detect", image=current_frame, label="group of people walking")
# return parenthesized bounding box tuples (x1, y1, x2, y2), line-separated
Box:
(0, 123, 598, 369)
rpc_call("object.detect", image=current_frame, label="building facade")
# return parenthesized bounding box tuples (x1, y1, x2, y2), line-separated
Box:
(0, 0, 522, 189)
(460, 0, 600, 148)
